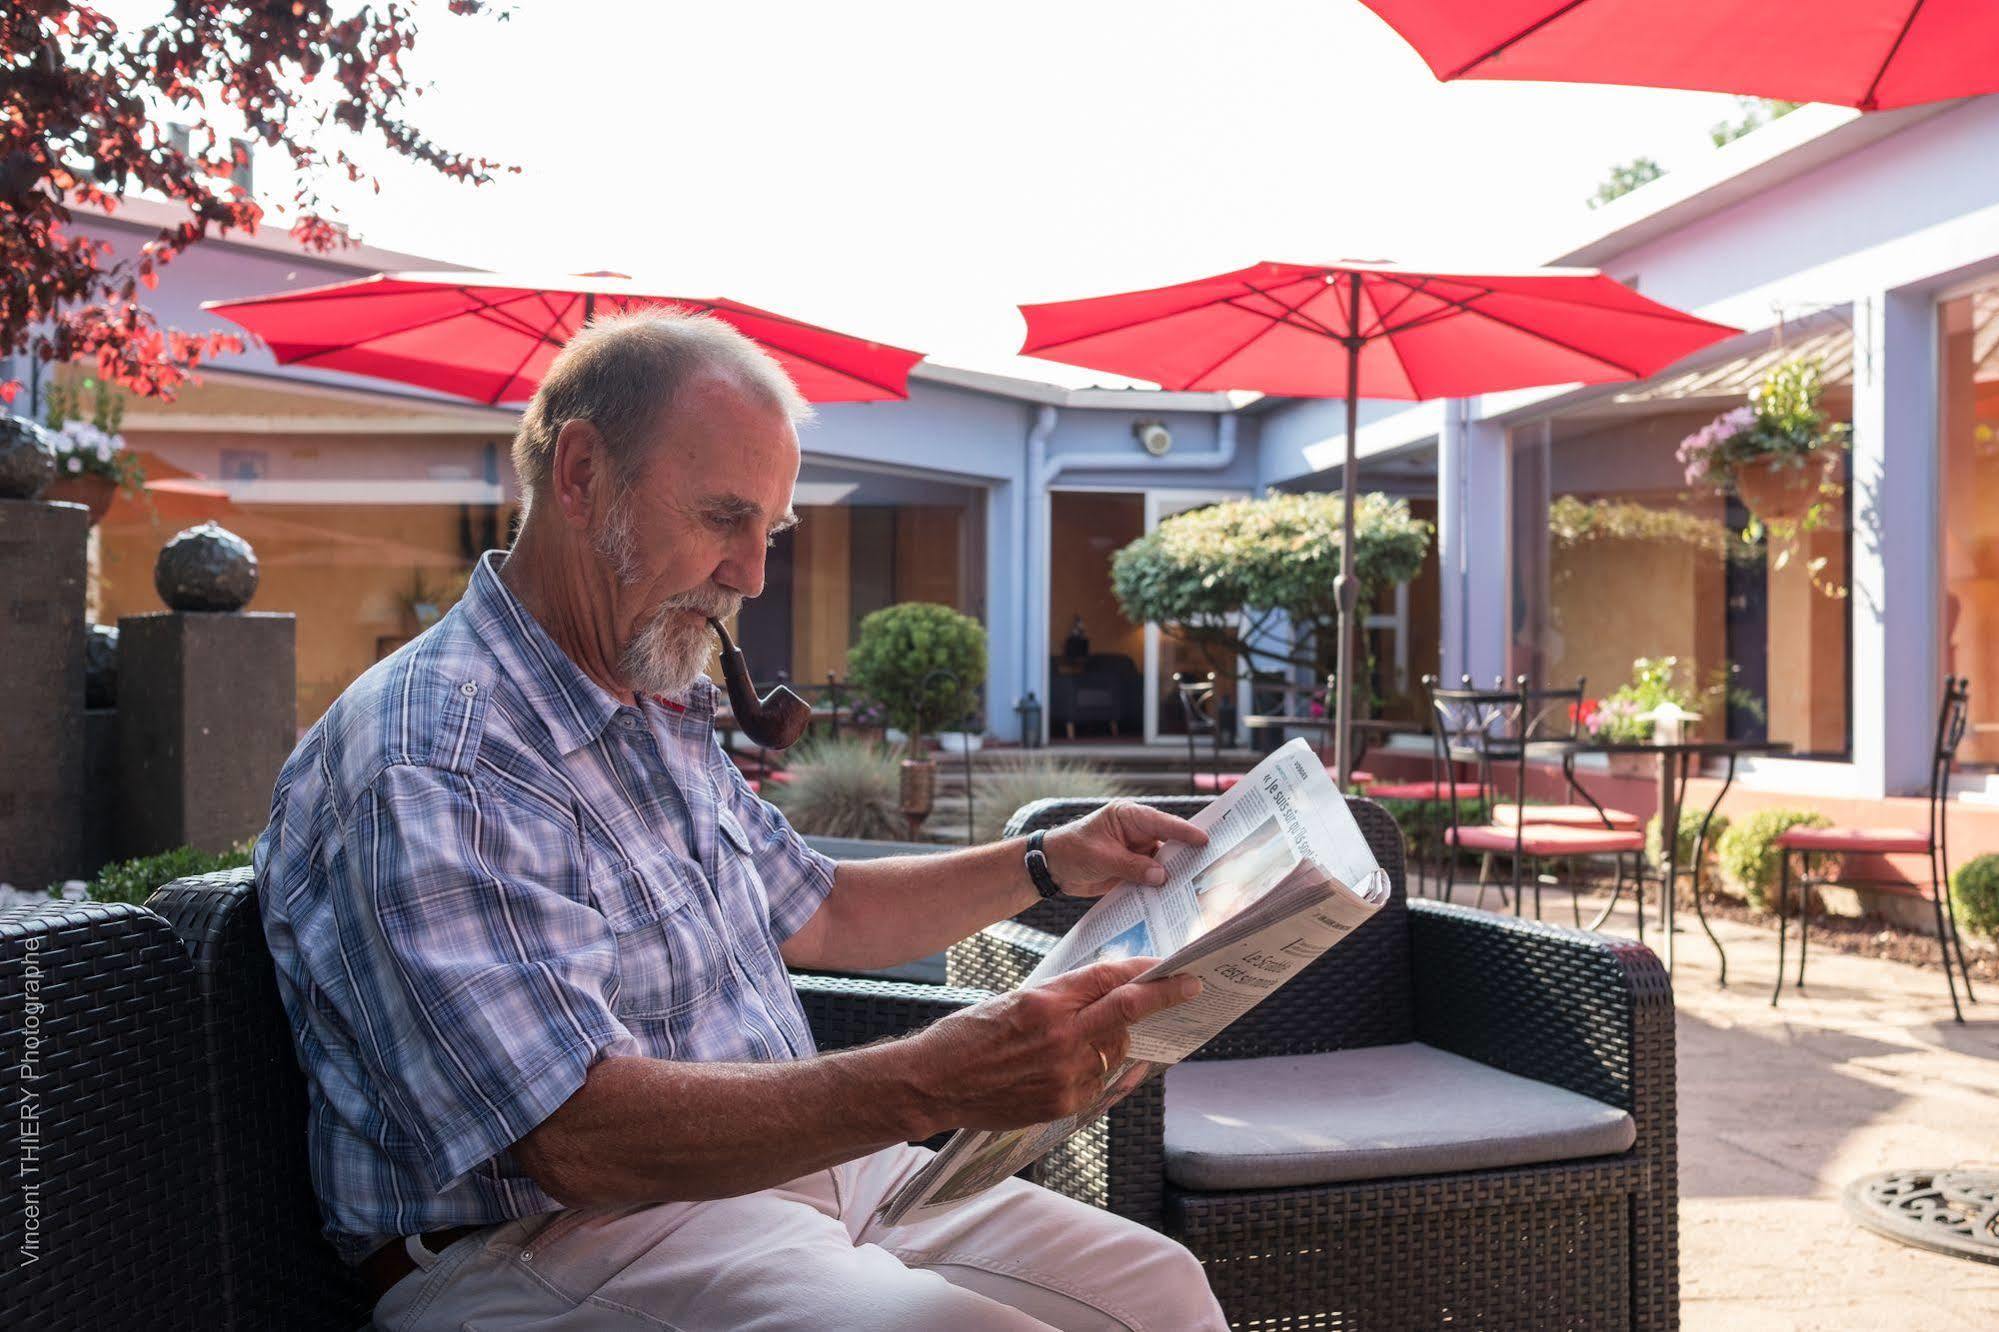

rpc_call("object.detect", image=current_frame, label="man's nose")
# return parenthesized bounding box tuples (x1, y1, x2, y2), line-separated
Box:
(714, 533, 767, 601)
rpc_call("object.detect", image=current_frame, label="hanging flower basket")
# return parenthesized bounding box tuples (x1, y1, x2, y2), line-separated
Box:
(1732, 451, 1836, 526)
(45, 473, 118, 525)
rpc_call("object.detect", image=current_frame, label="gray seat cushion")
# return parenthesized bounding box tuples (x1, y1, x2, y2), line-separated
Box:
(1163, 1042, 1636, 1191)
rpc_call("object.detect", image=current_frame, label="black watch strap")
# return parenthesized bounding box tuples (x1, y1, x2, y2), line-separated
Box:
(1025, 829, 1064, 900)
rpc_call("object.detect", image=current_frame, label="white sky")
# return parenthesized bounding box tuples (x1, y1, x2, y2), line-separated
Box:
(123, 0, 1792, 385)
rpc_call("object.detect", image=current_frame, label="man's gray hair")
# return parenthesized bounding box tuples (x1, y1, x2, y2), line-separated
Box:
(512, 309, 813, 511)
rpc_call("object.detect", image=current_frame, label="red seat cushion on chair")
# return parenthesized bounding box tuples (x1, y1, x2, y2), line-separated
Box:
(1364, 780, 1485, 802)
(1444, 824, 1645, 856)
(1775, 825, 1929, 854)
(1193, 773, 1242, 794)
(763, 769, 794, 786)
(1491, 803, 1640, 830)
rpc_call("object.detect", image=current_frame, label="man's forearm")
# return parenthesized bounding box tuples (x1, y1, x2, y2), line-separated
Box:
(518, 1039, 943, 1208)
(782, 839, 1037, 972)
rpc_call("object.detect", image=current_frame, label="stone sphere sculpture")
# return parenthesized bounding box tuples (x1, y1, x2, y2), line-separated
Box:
(0, 415, 58, 501)
(85, 623, 120, 710)
(155, 521, 259, 612)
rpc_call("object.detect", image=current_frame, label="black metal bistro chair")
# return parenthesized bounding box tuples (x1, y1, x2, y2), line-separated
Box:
(1773, 676, 1980, 1022)
(1174, 671, 1241, 796)
(1434, 676, 1648, 929)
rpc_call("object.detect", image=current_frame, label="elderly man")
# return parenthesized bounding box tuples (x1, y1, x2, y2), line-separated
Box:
(256, 312, 1229, 1331)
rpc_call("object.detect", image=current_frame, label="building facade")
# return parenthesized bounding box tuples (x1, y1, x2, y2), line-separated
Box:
(10, 95, 1997, 874)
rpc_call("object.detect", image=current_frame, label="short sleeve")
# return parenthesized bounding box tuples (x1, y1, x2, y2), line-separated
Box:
(326, 762, 639, 1195)
(715, 751, 836, 941)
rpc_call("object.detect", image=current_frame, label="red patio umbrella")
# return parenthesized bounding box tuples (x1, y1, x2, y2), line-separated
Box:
(1018, 259, 1739, 784)
(1358, 0, 1999, 111)
(205, 271, 924, 406)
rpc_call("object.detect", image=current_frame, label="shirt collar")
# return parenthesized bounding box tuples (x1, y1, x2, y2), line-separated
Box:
(462, 549, 719, 757)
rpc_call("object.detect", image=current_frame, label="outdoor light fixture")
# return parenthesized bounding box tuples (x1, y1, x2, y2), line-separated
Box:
(1638, 701, 1701, 746)
(1015, 692, 1043, 749)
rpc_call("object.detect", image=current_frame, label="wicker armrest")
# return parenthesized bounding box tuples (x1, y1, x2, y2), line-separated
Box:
(792, 973, 988, 1051)
(1408, 899, 1673, 1139)
(945, 918, 1055, 991)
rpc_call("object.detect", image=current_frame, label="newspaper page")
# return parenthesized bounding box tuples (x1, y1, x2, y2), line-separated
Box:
(878, 739, 1391, 1226)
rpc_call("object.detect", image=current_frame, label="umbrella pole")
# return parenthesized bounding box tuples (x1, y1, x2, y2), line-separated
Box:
(1333, 276, 1364, 791)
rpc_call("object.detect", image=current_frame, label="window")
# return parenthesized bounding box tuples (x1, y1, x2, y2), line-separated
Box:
(1511, 382, 1852, 757)
(1940, 281, 1999, 769)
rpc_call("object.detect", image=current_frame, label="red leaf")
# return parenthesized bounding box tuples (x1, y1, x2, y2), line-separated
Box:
(0, 381, 20, 405)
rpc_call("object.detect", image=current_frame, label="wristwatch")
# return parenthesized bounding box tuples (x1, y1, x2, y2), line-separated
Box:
(1024, 829, 1065, 900)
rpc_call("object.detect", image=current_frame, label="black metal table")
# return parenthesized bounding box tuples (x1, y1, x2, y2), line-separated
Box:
(1549, 738, 1791, 981)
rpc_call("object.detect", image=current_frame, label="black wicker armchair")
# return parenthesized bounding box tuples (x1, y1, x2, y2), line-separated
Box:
(0, 868, 981, 1328)
(959, 796, 1679, 1330)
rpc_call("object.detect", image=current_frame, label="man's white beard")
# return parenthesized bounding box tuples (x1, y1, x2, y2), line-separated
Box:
(621, 595, 730, 698)
(592, 492, 742, 698)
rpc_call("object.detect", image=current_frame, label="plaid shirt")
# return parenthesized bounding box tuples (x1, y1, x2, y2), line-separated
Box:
(254, 550, 835, 1262)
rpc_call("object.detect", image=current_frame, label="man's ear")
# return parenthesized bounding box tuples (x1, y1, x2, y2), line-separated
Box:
(550, 419, 605, 532)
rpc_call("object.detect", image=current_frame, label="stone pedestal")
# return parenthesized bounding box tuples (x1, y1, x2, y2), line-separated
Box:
(116, 611, 296, 859)
(0, 499, 88, 887)
(81, 707, 118, 876)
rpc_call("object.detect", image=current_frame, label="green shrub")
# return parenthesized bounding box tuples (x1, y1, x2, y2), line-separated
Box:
(971, 754, 1130, 845)
(1373, 796, 1488, 862)
(767, 738, 905, 841)
(81, 841, 254, 906)
(846, 603, 988, 745)
(1715, 809, 1830, 911)
(1647, 807, 1729, 873)
(1950, 854, 1999, 939)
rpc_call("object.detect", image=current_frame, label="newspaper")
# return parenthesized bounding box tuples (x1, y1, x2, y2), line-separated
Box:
(877, 738, 1391, 1225)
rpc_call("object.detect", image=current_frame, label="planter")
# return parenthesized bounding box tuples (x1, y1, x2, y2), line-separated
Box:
(1606, 752, 1654, 780)
(1733, 451, 1834, 525)
(899, 758, 937, 838)
(45, 473, 117, 525)
(935, 731, 984, 755)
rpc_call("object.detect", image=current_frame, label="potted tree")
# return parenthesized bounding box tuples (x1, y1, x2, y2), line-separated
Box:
(1677, 358, 1848, 529)
(846, 602, 987, 837)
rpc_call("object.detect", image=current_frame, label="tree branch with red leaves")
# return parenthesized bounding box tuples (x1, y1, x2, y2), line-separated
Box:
(1, 1, 514, 402)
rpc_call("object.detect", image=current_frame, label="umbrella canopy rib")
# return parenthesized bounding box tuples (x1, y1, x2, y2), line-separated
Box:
(1448, 0, 1592, 79)
(1861, 0, 1930, 109)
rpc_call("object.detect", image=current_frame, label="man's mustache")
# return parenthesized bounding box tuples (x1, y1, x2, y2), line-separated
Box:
(651, 587, 743, 625)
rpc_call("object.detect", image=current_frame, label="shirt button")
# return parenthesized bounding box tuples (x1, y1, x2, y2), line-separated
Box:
(460, 682, 478, 697)
(621, 716, 637, 728)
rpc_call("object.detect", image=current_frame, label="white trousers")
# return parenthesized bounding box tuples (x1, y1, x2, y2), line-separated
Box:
(370, 1143, 1227, 1331)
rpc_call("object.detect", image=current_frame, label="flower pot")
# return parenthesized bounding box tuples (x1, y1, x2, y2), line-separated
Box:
(1733, 452, 1834, 525)
(1606, 752, 1654, 780)
(899, 758, 937, 838)
(45, 473, 117, 525)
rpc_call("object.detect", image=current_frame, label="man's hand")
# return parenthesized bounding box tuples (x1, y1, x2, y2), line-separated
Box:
(904, 957, 1201, 1132)
(1041, 799, 1209, 899)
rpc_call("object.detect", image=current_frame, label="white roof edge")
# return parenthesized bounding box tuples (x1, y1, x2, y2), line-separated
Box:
(911, 360, 1254, 412)
(1545, 100, 1964, 269)
(71, 194, 464, 274)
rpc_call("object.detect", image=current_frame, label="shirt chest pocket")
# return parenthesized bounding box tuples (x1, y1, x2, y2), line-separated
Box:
(590, 855, 726, 1021)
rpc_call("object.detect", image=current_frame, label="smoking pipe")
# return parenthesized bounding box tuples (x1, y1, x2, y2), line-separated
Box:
(709, 618, 813, 749)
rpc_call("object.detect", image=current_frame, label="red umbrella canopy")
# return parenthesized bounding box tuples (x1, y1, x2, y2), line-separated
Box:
(205, 272, 924, 406)
(1359, 0, 1999, 111)
(1018, 260, 1739, 398)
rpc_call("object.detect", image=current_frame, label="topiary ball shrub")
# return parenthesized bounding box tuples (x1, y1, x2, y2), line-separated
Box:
(767, 738, 905, 841)
(1716, 809, 1831, 913)
(846, 603, 987, 746)
(1949, 854, 1999, 940)
(1647, 807, 1729, 874)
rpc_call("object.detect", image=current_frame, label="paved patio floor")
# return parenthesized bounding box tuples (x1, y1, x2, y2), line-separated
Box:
(1546, 887, 1999, 1329)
